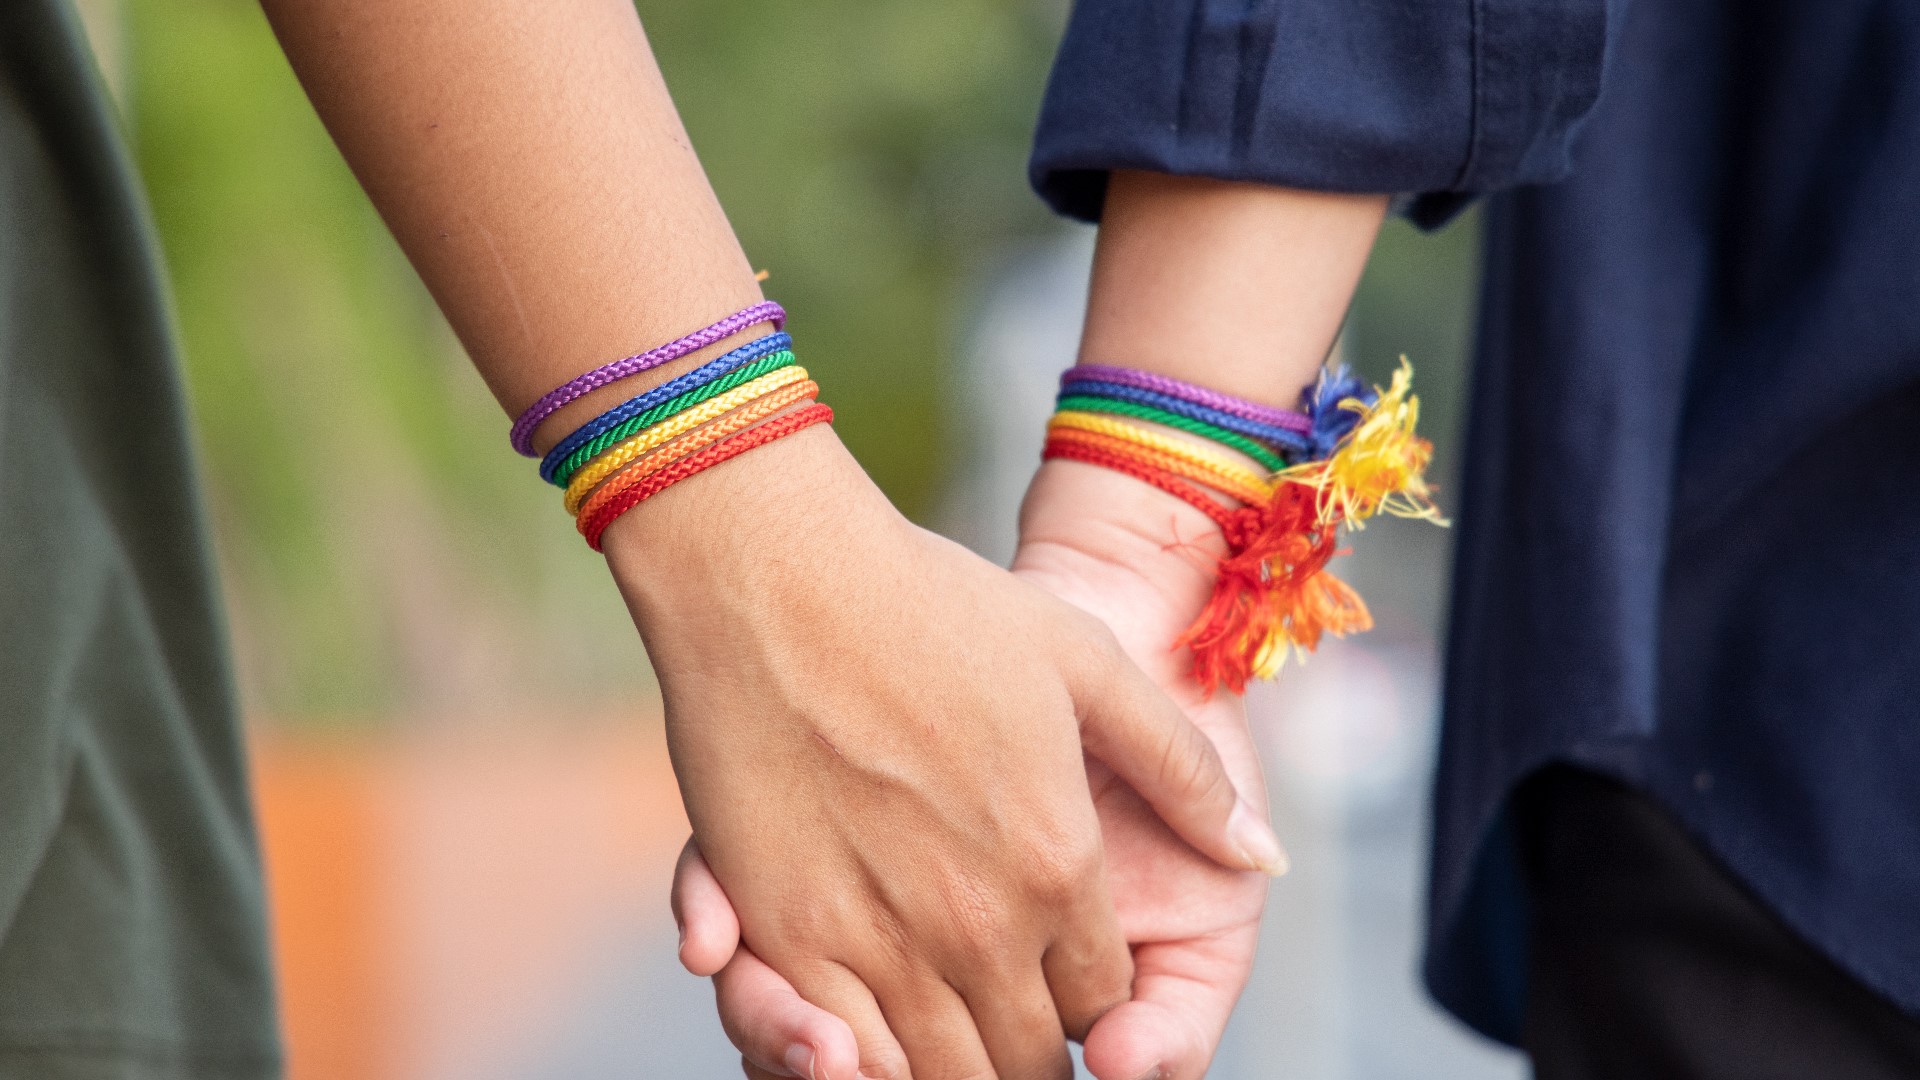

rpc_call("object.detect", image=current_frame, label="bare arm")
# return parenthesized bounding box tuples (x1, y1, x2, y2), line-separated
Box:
(259, 0, 757, 428)
(1081, 170, 1387, 410)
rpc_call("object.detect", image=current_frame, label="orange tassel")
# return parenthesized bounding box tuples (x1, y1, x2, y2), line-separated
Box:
(1047, 359, 1443, 697)
(1176, 479, 1374, 695)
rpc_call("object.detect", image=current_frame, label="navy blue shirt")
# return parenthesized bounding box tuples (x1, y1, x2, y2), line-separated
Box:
(1031, 0, 1920, 1042)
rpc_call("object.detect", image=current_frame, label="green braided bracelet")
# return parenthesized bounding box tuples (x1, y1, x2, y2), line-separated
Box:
(552, 350, 797, 485)
(1052, 394, 1288, 472)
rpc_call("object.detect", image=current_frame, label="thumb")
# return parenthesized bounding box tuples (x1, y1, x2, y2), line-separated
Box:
(1068, 638, 1286, 875)
(671, 836, 742, 977)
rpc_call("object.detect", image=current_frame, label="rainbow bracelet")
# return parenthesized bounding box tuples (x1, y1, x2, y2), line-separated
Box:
(517, 305, 834, 550)
(1043, 361, 1443, 695)
(580, 403, 834, 551)
(510, 301, 785, 456)
(541, 334, 793, 484)
(1068, 364, 1314, 431)
(1054, 394, 1289, 471)
(562, 366, 814, 513)
(1058, 374, 1313, 451)
(572, 378, 820, 525)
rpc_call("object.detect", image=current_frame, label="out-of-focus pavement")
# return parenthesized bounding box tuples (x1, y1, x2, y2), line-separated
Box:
(254, 232, 1524, 1080)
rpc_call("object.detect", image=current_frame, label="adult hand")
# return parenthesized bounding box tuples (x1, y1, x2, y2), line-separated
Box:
(673, 454, 1276, 1080)
(613, 429, 1280, 1080)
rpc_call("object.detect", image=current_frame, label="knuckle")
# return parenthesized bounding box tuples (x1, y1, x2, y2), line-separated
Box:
(855, 893, 914, 964)
(1020, 825, 1103, 904)
(1061, 978, 1130, 1042)
(1160, 722, 1230, 804)
(767, 895, 842, 953)
(857, 1047, 910, 1080)
(1058, 609, 1125, 677)
(1055, 941, 1133, 1041)
(935, 869, 1013, 949)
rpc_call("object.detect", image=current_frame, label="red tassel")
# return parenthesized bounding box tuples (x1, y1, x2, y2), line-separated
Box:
(1176, 478, 1373, 695)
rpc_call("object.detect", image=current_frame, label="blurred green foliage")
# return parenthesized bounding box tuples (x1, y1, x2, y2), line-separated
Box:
(119, 0, 1060, 718)
(1349, 212, 1480, 488)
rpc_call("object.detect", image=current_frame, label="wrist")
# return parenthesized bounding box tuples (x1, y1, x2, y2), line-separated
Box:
(1082, 170, 1387, 407)
(1014, 458, 1223, 625)
(598, 424, 901, 632)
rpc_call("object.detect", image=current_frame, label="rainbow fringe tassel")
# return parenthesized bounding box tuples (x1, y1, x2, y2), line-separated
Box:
(1044, 359, 1444, 696)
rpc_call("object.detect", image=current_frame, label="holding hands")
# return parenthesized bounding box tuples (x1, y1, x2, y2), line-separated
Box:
(674, 454, 1280, 1080)
(658, 172, 1396, 1079)
(603, 428, 1279, 1079)
(261, 0, 1396, 1069)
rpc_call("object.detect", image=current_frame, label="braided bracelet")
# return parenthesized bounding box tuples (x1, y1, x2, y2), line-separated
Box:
(572, 379, 819, 523)
(1042, 360, 1443, 694)
(1058, 375, 1313, 451)
(563, 368, 814, 514)
(1055, 394, 1289, 471)
(511, 302, 837, 550)
(510, 301, 785, 455)
(542, 336, 794, 484)
(580, 403, 834, 551)
(1046, 413, 1275, 506)
(1068, 364, 1312, 432)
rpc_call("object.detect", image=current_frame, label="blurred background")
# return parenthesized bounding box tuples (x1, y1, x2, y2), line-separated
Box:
(77, 0, 1522, 1075)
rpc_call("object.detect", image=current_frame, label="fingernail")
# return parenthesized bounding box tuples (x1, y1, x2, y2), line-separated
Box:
(784, 1043, 820, 1080)
(1229, 800, 1288, 876)
(1129, 1067, 1168, 1080)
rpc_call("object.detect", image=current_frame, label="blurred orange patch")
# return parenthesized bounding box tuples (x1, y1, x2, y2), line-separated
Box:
(250, 716, 687, 1080)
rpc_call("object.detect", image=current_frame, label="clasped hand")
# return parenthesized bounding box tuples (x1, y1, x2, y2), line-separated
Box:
(613, 432, 1277, 1080)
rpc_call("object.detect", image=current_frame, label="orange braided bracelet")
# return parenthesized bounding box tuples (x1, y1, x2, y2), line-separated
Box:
(1043, 424, 1273, 507)
(1041, 436, 1237, 531)
(580, 402, 834, 551)
(571, 379, 819, 520)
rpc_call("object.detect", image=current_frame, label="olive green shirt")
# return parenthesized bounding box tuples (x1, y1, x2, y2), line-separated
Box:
(0, 3, 280, 1076)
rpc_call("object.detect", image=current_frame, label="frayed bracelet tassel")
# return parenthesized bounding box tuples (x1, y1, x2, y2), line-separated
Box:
(1043, 358, 1445, 697)
(1174, 479, 1373, 694)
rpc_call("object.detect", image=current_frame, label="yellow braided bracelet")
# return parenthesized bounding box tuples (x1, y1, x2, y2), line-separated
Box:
(568, 378, 820, 518)
(561, 365, 811, 513)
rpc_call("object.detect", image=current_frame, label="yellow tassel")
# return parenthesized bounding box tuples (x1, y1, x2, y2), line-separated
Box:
(1283, 358, 1448, 530)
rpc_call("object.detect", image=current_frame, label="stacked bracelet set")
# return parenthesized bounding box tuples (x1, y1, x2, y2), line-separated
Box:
(511, 302, 832, 550)
(1044, 360, 1444, 694)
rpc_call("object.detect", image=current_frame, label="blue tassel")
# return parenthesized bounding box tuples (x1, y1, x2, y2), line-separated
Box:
(1302, 364, 1375, 460)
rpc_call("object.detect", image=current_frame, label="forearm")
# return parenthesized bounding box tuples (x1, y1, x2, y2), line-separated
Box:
(1079, 170, 1387, 408)
(260, 0, 870, 585)
(1022, 173, 1389, 667)
(258, 0, 763, 451)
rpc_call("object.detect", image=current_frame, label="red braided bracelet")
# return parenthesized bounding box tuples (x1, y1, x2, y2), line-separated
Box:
(1041, 438, 1236, 531)
(580, 402, 835, 551)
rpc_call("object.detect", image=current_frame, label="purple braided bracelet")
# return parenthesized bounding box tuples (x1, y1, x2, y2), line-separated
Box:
(509, 301, 786, 456)
(1065, 363, 1311, 433)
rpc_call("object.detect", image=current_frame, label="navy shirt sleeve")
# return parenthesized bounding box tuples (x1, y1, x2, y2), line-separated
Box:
(1030, 0, 1613, 227)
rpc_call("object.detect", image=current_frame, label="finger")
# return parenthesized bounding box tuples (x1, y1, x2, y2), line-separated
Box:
(1068, 640, 1286, 875)
(1039, 871, 1133, 1041)
(715, 947, 863, 1080)
(949, 964, 1074, 1080)
(782, 960, 913, 1080)
(1079, 931, 1258, 1080)
(745, 1057, 781, 1080)
(870, 972, 997, 1080)
(672, 837, 741, 977)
